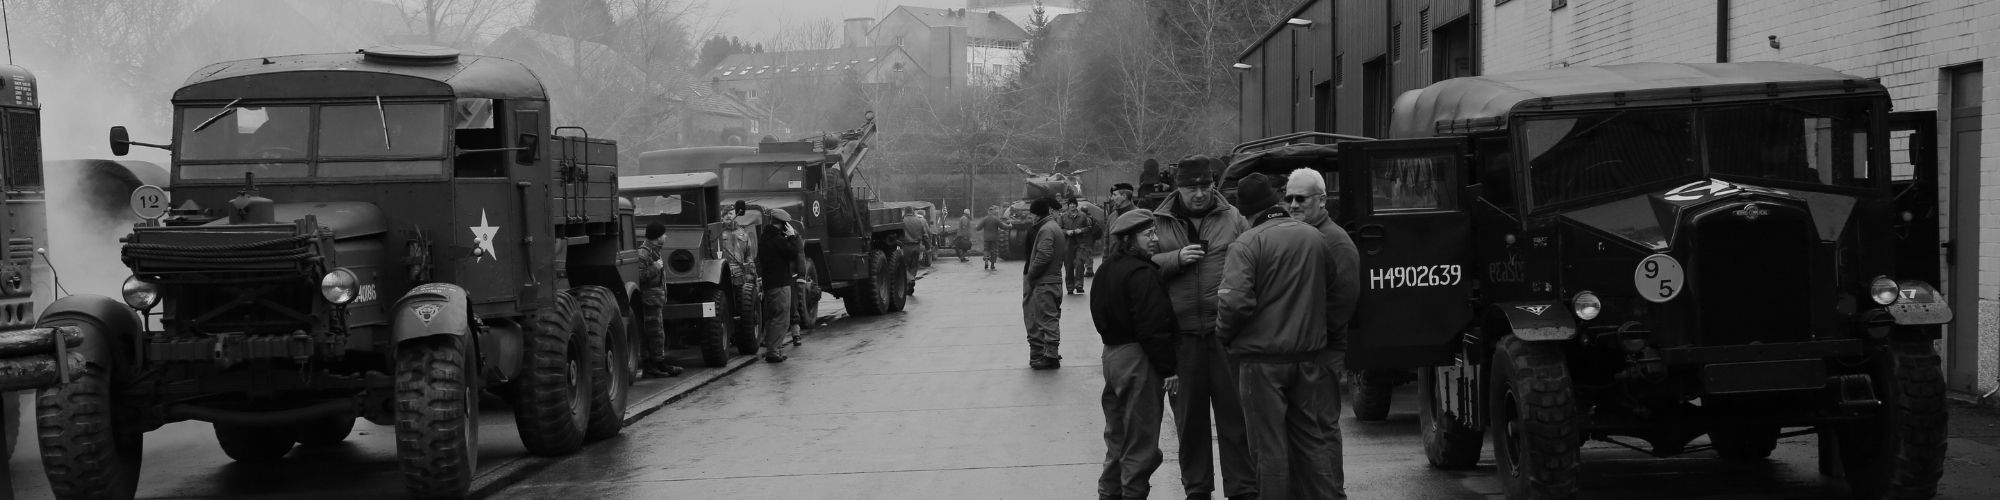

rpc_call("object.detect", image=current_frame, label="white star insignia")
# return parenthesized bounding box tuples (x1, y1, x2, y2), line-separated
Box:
(470, 210, 500, 262)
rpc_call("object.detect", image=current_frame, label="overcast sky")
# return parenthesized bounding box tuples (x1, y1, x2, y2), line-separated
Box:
(697, 0, 963, 44)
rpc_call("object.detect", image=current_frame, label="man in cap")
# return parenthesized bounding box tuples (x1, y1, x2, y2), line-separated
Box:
(1022, 196, 1069, 369)
(634, 222, 687, 377)
(1148, 155, 1257, 500)
(1093, 208, 1179, 500)
(758, 209, 803, 362)
(979, 205, 1006, 270)
(952, 208, 975, 262)
(1218, 173, 1345, 499)
(1059, 196, 1101, 294)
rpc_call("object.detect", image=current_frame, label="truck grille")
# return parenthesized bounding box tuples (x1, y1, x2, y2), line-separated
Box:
(1691, 204, 1814, 346)
(165, 279, 319, 336)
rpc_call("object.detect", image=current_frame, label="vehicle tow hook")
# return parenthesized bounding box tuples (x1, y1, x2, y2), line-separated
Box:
(1831, 374, 1880, 408)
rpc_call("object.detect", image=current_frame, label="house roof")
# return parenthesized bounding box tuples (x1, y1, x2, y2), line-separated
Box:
(704, 46, 911, 83)
(884, 6, 1028, 42)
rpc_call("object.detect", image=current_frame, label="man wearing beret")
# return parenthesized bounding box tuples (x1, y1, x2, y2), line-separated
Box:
(1022, 196, 1070, 369)
(1092, 208, 1180, 500)
(1147, 155, 1257, 500)
(1218, 173, 1346, 499)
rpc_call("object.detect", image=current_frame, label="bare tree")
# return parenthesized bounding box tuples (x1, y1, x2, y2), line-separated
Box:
(386, 0, 531, 48)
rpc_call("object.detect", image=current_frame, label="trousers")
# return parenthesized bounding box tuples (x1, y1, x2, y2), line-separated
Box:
(1173, 334, 1257, 497)
(760, 287, 792, 356)
(1237, 352, 1346, 500)
(1022, 282, 1063, 362)
(638, 288, 668, 363)
(1098, 343, 1165, 499)
(1066, 242, 1094, 290)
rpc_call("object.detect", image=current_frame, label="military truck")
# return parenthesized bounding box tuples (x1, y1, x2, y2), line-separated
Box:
(1337, 62, 1948, 499)
(642, 114, 909, 316)
(36, 46, 638, 500)
(0, 63, 49, 461)
(619, 171, 760, 366)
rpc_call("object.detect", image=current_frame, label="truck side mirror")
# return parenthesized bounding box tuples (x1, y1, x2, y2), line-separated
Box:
(515, 133, 539, 164)
(110, 126, 131, 157)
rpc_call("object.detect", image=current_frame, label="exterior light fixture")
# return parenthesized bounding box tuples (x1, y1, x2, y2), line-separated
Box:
(1232, 63, 1253, 70)
(1286, 18, 1313, 28)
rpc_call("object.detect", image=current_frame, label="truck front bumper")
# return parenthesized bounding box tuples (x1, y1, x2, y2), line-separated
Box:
(663, 302, 718, 320)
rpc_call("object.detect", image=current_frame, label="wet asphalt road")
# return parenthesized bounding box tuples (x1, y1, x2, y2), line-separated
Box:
(10, 257, 2000, 498)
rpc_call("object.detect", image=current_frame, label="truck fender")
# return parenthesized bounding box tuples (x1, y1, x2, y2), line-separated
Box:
(390, 283, 471, 344)
(36, 294, 143, 370)
(698, 259, 724, 285)
(1490, 300, 1576, 342)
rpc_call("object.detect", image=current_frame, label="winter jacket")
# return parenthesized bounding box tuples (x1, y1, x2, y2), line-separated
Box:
(1058, 207, 1100, 245)
(1023, 215, 1069, 286)
(1216, 208, 1334, 362)
(1300, 210, 1362, 351)
(1091, 253, 1180, 377)
(757, 225, 800, 290)
(637, 238, 666, 288)
(1146, 189, 1251, 336)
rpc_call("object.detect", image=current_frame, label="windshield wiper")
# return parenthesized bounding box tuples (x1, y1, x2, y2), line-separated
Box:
(190, 98, 243, 133)
(375, 96, 393, 151)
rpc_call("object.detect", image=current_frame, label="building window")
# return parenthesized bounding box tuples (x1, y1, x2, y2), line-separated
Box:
(1419, 9, 1431, 51)
(1391, 23, 1402, 62)
(1551, 0, 1566, 10)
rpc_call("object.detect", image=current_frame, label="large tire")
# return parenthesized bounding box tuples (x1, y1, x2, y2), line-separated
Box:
(214, 424, 295, 462)
(886, 249, 909, 313)
(797, 259, 821, 331)
(512, 290, 589, 456)
(1711, 425, 1779, 460)
(573, 286, 630, 441)
(36, 317, 143, 500)
(730, 262, 762, 355)
(1351, 376, 1393, 422)
(295, 416, 357, 446)
(1489, 335, 1580, 500)
(393, 334, 479, 500)
(843, 248, 892, 316)
(1835, 339, 1947, 498)
(1420, 366, 1483, 469)
(697, 286, 733, 367)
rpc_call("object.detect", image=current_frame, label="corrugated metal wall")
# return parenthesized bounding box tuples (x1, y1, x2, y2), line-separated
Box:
(1240, 0, 1477, 143)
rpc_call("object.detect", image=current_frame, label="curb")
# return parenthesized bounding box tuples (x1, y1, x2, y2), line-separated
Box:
(468, 354, 760, 498)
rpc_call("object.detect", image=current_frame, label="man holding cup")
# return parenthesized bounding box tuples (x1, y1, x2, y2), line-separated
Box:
(1145, 155, 1256, 500)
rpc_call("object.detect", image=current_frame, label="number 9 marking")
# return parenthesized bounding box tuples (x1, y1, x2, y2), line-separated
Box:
(1633, 254, 1684, 303)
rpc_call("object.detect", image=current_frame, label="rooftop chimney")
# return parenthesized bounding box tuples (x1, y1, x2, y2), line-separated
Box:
(843, 17, 875, 47)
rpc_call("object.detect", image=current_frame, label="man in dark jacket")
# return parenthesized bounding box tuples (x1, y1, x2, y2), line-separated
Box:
(1093, 208, 1179, 500)
(1022, 196, 1069, 369)
(758, 209, 802, 363)
(634, 222, 685, 378)
(978, 206, 1006, 270)
(1218, 173, 1345, 499)
(1148, 155, 1257, 500)
(1059, 196, 1100, 294)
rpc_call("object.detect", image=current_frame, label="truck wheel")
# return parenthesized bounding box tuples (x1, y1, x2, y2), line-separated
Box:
(1420, 367, 1483, 469)
(844, 249, 891, 316)
(295, 416, 357, 446)
(393, 334, 479, 500)
(512, 290, 589, 456)
(797, 260, 821, 331)
(698, 286, 733, 367)
(1710, 425, 1779, 460)
(574, 286, 629, 441)
(1835, 339, 1946, 498)
(1488, 335, 1579, 500)
(214, 425, 296, 462)
(730, 264, 762, 355)
(1350, 375, 1393, 421)
(886, 250, 908, 313)
(36, 318, 143, 500)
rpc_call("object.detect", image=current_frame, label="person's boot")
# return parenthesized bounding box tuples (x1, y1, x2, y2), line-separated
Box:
(642, 360, 684, 378)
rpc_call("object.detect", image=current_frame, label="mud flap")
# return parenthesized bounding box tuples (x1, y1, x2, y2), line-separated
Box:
(1492, 301, 1577, 341)
(391, 283, 471, 344)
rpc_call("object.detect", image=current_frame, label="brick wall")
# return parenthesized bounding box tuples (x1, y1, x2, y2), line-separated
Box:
(1483, 0, 2000, 395)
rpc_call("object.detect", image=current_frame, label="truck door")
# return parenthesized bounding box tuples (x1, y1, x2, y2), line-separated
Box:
(1337, 137, 1474, 369)
(1887, 111, 1939, 285)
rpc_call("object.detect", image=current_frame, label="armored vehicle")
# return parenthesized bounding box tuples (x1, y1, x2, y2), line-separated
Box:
(38, 46, 638, 500)
(643, 114, 909, 316)
(619, 171, 760, 366)
(1338, 62, 1949, 499)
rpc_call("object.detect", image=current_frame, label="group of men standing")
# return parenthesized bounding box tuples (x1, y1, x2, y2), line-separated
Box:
(1081, 156, 1361, 500)
(631, 205, 807, 374)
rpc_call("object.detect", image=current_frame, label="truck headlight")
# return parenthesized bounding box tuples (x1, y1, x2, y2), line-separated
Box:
(1869, 276, 1899, 305)
(321, 268, 359, 305)
(668, 249, 695, 273)
(122, 276, 160, 310)
(1572, 291, 1601, 321)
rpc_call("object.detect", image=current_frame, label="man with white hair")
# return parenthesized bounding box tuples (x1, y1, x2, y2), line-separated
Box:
(1278, 167, 1362, 496)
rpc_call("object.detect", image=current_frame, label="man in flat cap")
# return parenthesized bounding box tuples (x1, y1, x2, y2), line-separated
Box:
(1148, 155, 1257, 500)
(758, 209, 802, 362)
(1093, 208, 1180, 500)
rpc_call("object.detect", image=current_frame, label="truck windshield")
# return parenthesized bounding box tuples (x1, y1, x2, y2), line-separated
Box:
(1523, 98, 1876, 206)
(723, 164, 803, 191)
(1523, 109, 1699, 206)
(177, 102, 447, 180)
